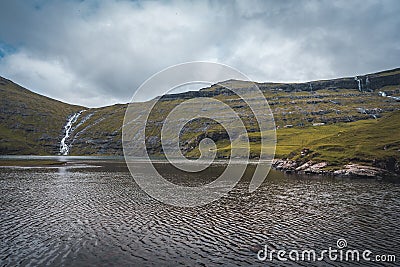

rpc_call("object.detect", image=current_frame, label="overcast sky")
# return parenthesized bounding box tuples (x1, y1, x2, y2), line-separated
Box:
(0, 0, 399, 107)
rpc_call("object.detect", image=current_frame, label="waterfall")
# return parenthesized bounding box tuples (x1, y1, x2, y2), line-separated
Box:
(366, 76, 370, 90)
(354, 76, 362, 92)
(60, 110, 84, 155)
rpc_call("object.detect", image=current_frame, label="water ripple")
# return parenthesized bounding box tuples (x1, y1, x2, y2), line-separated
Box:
(0, 165, 399, 266)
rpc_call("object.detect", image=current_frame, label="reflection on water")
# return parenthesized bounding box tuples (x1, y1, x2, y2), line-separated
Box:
(0, 162, 399, 266)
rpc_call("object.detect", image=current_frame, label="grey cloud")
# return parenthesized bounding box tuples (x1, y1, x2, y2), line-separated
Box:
(0, 0, 399, 107)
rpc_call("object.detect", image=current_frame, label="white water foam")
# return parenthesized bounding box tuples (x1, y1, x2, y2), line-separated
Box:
(60, 110, 84, 155)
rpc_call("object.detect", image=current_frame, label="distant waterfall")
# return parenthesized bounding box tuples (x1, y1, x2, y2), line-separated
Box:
(60, 110, 84, 155)
(365, 76, 370, 90)
(354, 76, 362, 92)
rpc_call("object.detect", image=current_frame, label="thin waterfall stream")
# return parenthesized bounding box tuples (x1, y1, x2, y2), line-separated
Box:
(59, 110, 85, 155)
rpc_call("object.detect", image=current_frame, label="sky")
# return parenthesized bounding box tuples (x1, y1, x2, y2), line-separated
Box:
(0, 0, 399, 107)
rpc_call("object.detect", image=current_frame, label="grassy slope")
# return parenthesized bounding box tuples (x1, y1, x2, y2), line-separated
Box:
(275, 111, 400, 167)
(0, 77, 84, 154)
(188, 111, 399, 170)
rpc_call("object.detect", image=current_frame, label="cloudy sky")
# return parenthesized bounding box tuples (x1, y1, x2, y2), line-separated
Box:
(0, 0, 399, 107)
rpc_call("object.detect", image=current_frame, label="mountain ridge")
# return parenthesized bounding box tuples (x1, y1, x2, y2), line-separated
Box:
(1, 67, 400, 176)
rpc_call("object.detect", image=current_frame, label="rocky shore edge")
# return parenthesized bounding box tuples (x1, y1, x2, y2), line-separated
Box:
(272, 159, 399, 180)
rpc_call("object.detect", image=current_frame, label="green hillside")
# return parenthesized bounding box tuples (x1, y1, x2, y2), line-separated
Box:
(0, 67, 399, 175)
(0, 77, 83, 154)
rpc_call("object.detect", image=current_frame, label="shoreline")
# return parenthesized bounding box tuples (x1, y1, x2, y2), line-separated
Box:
(0, 156, 399, 181)
(272, 158, 399, 180)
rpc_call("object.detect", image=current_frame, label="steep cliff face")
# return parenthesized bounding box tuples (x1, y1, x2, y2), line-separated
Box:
(160, 68, 400, 100)
(257, 68, 400, 92)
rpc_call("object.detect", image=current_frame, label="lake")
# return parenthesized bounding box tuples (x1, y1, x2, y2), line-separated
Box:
(0, 158, 399, 266)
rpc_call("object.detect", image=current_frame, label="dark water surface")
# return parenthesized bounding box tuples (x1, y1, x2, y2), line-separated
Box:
(0, 160, 399, 266)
